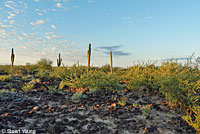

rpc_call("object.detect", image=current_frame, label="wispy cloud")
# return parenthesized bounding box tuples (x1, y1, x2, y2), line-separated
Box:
(51, 25, 56, 29)
(105, 51, 130, 56)
(55, 3, 62, 8)
(30, 19, 45, 26)
(88, 0, 94, 4)
(122, 15, 152, 25)
(97, 45, 130, 57)
(161, 57, 190, 61)
(122, 17, 134, 25)
(74, 5, 80, 8)
(98, 45, 122, 51)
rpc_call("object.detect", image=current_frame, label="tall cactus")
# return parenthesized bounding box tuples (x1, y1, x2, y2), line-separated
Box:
(57, 53, 62, 67)
(11, 48, 15, 67)
(87, 43, 91, 74)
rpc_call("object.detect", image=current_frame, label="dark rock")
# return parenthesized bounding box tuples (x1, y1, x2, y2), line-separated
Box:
(147, 126, 157, 132)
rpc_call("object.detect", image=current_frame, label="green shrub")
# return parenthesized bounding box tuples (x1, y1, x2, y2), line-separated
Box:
(0, 65, 10, 75)
(50, 67, 67, 79)
(22, 80, 36, 92)
(87, 70, 123, 93)
(72, 92, 87, 101)
(33, 58, 53, 80)
(0, 75, 12, 82)
(89, 88, 101, 95)
(182, 106, 200, 133)
(36, 58, 53, 70)
(47, 85, 59, 93)
(0, 89, 9, 96)
(35, 69, 51, 80)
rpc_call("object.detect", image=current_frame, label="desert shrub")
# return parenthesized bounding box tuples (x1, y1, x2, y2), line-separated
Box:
(25, 63, 38, 75)
(10, 88, 16, 92)
(118, 96, 128, 107)
(0, 75, 12, 82)
(58, 65, 88, 89)
(100, 64, 111, 73)
(0, 65, 10, 75)
(72, 92, 87, 101)
(124, 61, 200, 132)
(22, 80, 36, 92)
(22, 75, 32, 81)
(36, 58, 53, 69)
(47, 85, 60, 93)
(34, 58, 53, 79)
(182, 106, 200, 133)
(35, 70, 51, 80)
(125, 63, 159, 93)
(87, 70, 123, 93)
(49, 66, 67, 80)
(7, 66, 27, 76)
(89, 88, 102, 95)
(59, 67, 123, 93)
(0, 89, 7, 96)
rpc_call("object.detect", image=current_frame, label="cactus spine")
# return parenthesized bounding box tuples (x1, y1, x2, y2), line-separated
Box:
(87, 43, 91, 74)
(57, 53, 62, 67)
(11, 48, 15, 67)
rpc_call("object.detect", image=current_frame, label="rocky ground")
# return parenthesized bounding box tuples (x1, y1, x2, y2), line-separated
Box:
(0, 76, 196, 134)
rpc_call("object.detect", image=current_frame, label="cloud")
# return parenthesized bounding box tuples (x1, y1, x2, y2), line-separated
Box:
(51, 25, 56, 29)
(98, 45, 122, 51)
(123, 15, 153, 25)
(161, 57, 190, 61)
(0, 25, 11, 28)
(34, 0, 40, 2)
(97, 45, 130, 57)
(9, 20, 15, 24)
(74, 6, 80, 8)
(7, 12, 16, 19)
(5, 4, 15, 10)
(104, 51, 130, 56)
(30, 19, 45, 26)
(122, 17, 134, 25)
(55, 3, 62, 8)
(88, 0, 94, 4)
(38, 13, 42, 16)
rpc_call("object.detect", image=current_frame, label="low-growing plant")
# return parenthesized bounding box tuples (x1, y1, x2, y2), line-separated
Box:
(0, 65, 10, 75)
(0, 75, 12, 82)
(10, 88, 16, 92)
(132, 104, 138, 108)
(35, 70, 51, 80)
(182, 106, 200, 133)
(0, 89, 9, 96)
(22, 75, 32, 81)
(87, 70, 123, 93)
(71, 92, 88, 102)
(118, 96, 128, 107)
(141, 107, 151, 115)
(118, 100, 126, 107)
(36, 58, 53, 70)
(89, 88, 101, 95)
(50, 67, 67, 80)
(22, 80, 36, 92)
(47, 85, 59, 93)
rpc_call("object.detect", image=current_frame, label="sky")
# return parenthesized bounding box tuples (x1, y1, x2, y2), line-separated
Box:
(0, 0, 200, 67)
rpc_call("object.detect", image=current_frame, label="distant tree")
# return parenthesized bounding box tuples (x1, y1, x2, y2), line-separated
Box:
(36, 58, 53, 70)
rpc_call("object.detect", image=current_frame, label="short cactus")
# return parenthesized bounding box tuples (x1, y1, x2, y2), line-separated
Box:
(57, 53, 62, 67)
(11, 48, 15, 67)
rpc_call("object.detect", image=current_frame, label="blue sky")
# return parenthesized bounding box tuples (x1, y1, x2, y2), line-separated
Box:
(0, 0, 200, 67)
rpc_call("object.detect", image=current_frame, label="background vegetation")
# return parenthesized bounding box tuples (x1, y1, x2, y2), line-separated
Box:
(0, 58, 199, 133)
